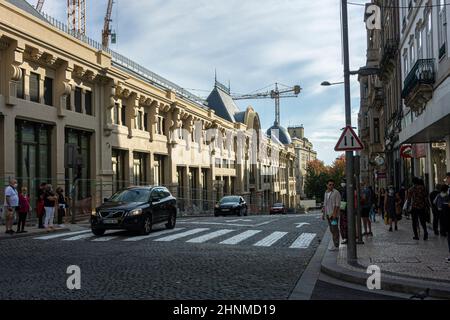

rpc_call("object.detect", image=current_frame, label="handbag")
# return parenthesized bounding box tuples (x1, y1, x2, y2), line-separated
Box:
(340, 201, 347, 211)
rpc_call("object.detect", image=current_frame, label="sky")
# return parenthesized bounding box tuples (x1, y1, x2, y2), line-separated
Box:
(30, 0, 368, 165)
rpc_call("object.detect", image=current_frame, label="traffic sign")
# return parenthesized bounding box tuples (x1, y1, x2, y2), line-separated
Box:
(334, 126, 364, 151)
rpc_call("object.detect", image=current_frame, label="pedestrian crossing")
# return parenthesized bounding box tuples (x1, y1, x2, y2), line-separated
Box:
(34, 227, 318, 250)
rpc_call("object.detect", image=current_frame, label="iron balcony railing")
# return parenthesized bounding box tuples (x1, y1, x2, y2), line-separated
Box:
(401, 59, 435, 98)
(40, 13, 207, 108)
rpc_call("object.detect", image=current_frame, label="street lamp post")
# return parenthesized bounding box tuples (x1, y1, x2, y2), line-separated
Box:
(341, 0, 357, 265)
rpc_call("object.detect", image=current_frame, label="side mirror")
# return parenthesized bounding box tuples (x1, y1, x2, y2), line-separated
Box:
(151, 197, 161, 203)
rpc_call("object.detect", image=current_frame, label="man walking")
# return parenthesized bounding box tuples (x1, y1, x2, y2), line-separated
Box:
(4, 179, 19, 234)
(322, 179, 341, 251)
(361, 183, 373, 236)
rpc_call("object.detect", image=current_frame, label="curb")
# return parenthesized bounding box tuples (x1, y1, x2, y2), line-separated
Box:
(0, 227, 71, 241)
(321, 245, 450, 299)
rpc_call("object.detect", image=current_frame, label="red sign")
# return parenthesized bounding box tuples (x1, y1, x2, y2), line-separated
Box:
(413, 143, 427, 158)
(400, 145, 413, 158)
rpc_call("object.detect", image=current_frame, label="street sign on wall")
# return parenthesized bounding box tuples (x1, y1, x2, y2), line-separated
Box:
(335, 126, 364, 151)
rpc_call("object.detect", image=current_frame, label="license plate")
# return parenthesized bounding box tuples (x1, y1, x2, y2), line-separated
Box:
(222, 209, 230, 212)
(103, 219, 118, 224)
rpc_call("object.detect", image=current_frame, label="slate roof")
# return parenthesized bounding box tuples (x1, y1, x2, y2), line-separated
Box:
(206, 86, 241, 123)
(6, 0, 47, 21)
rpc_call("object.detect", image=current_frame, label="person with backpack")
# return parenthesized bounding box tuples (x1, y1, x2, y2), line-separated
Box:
(407, 177, 430, 241)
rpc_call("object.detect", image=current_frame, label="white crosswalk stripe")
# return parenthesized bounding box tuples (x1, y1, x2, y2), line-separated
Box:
(186, 229, 234, 243)
(154, 228, 209, 242)
(253, 231, 288, 247)
(63, 233, 95, 241)
(91, 236, 119, 242)
(122, 228, 185, 242)
(220, 230, 262, 245)
(289, 233, 316, 249)
(34, 230, 91, 240)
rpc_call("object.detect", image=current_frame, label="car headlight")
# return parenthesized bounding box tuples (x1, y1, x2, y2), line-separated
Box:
(215, 204, 219, 209)
(128, 209, 143, 216)
(91, 211, 98, 217)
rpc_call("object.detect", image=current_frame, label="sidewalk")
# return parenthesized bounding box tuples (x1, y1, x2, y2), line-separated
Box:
(321, 216, 450, 299)
(0, 218, 90, 241)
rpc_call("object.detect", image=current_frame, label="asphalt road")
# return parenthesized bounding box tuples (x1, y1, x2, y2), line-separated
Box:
(0, 213, 328, 300)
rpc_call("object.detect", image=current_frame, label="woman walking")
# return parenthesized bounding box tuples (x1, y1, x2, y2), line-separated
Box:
(56, 187, 68, 227)
(43, 184, 58, 232)
(17, 187, 31, 233)
(384, 186, 398, 232)
(407, 177, 430, 241)
(378, 188, 386, 221)
(36, 182, 47, 229)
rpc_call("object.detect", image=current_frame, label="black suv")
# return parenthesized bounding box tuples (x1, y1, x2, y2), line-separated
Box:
(91, 186, 177, 236)
(214, 196, 248, 217)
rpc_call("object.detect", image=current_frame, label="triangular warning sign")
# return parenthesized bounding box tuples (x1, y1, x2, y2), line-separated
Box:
(334, 126, 364, 151)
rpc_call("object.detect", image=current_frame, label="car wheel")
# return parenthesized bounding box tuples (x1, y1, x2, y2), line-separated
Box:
(166, 211, 176, 229)
(237, 208, 242, 216)
(92, 228, 105, 236)
(243, 207, 248, 216)
(141, 215, 152, 235)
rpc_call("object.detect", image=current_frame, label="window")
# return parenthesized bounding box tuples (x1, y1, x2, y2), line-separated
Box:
(29, 72, 40, 103)
(410, 42, 415, 67)
(133, 152, 148, 185)
(43, 77, 53, 106)
(136, 111, 143, 130)
(426, 11, 433, 58)
(154, 154, 166, 186)
(113, 103, 120, 125)
(16, 69, 24, 99)
(121, 104, 126, 126)
(215, 158, 221, 168)
(156, 116, 165, 135)
(374, 118, 380, 143)
(417, 28, 423, 60)
(403, 50, 409, 77)
(143, 112, 148, 131)
(85, 91, 92, 115)
(74, 87, 82, 113)
(438, 0, 447, 59)
(66, 92, 71, 110)
(112, 149, 126, 193)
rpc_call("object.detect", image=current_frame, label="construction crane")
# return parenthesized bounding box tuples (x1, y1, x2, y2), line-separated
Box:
(102, 0, 115, 48)
(233, 83, 302, 126)
(35, 0, 45, 12)
(67, 0, 86, 36)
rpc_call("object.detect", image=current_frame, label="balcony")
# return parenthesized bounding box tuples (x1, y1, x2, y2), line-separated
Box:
(380, 38, 399, 79)
(402, 59, 435, 113)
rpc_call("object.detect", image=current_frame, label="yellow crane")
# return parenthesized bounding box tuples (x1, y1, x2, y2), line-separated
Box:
(35, 0, 45, 12)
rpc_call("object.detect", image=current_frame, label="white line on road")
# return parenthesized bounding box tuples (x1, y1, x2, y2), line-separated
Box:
(220, 230, 262, 245)
(253, 231, 288, 247)
(177, 219, 279, 227)
(63, 233, 96, 241)
(186, 229, 234, 243)
(34, 229, 91, 240)
(153, 228, 209, 242)
(91, 236, 119, 242)
(289, 233, 317, 249)
(122, 228, 185, 242)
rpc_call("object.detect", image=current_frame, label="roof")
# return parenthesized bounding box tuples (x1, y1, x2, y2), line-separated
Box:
(6, 0, 47, 21)
(266, 124, 292, 145)
(206, 85, 241, 123)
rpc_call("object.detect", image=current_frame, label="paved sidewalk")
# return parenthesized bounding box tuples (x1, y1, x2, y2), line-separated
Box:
(322, 216, 450, 299)
(0, 219, 90, 241)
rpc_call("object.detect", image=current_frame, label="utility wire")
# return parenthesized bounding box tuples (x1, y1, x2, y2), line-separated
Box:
(348, 1, 449, 9)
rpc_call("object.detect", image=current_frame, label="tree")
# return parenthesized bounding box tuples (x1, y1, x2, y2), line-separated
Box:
(304, 160, 329, 202)
(304, 155, 346, 202)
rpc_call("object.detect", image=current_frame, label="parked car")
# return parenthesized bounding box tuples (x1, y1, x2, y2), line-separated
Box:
(91, 186, 177, 236)
(214, 196, 247, 217)
(270, 203, 286, 215)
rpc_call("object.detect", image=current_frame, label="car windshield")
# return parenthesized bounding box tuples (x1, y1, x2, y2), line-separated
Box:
(109, 189, 151, 203)
(273, 203, 283, 207)
(220, 196, 240, 204)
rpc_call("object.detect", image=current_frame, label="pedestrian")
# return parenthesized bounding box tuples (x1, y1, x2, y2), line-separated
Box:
(36, 182, 47, 229)
(434, 184, 449, 237)
(3, 179, 19, 234)
(43, 184, 58, 232)
(322, 179, 341, 251)
(360, 183, 373, 236)
(17, 186, 31, 233)
(339, 179, 348, 244)
(378, 188, 386, 220)
(384, 186, 398, 232)
(56, 187, 68, 227)
(407, 177, 430, 241)
(430, 184, 443, 236)
(399, 183, 409, 220)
